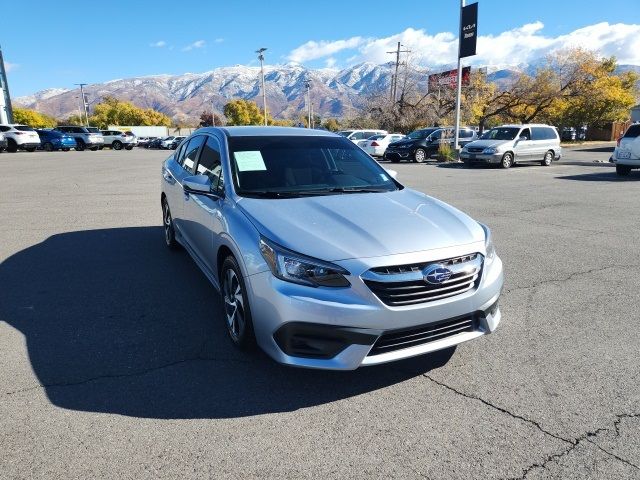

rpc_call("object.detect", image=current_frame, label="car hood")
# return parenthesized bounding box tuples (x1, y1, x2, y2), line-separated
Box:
(465, 139, 513, 149)
(236, 189, 484, 261)
(389, 139, 419, 147)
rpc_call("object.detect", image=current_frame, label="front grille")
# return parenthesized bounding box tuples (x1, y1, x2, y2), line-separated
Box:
(467, 147, 485, 153)
(363, 254, 482, 307)
(368, 315, 478, 356)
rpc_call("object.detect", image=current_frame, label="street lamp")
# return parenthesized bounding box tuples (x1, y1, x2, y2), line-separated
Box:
(255, 48, 268, 126)
(74, 83, 89, 126)
(304, 79, 312, 128)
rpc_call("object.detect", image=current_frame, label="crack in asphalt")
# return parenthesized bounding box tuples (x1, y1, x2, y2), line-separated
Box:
(504, 263, 640, 295)
(3, 354, 250, 397)
(424, 374, 640, 478)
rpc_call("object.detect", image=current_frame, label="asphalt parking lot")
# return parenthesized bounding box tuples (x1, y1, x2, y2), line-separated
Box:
(1, 145, 639, 479)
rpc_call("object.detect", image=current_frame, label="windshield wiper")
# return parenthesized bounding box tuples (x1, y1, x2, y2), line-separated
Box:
(242, 191, 302, 198)
(317, 187, 392, 194)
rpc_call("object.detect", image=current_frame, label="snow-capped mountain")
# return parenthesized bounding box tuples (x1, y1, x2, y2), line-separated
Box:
(15, 63, 416, 122)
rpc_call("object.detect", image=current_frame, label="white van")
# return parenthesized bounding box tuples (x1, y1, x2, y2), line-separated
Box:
(337, 129, 388, 144)
(460, 124, 561, 169)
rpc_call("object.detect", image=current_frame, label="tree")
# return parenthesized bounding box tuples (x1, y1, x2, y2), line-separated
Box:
(199, 111, 225, 127)
(12, 108, 57, 128)
(223, 99, 265, 125)
(322, 118, 341, 131)
(87, 96, 171, 128)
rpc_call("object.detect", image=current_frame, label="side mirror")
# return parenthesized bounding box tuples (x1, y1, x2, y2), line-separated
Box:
(183, 174, 213, 194)
(519, 135, 529, 141)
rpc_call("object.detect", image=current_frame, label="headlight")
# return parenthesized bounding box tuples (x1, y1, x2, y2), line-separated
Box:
(479, 223, 496, 263)
(259, 237, 350, 288)
(483, 147, 498, 154)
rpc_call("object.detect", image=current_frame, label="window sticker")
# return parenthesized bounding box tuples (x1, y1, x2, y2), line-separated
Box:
(380, 173, 389, 181)
(234, 151, 267, 171)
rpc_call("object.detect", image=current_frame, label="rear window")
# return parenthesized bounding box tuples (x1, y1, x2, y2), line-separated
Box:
(532, 127, 558, 141)
(15, 125, 35, 132)
(623, 124, 640, 138)
(86, 127, 101, 133)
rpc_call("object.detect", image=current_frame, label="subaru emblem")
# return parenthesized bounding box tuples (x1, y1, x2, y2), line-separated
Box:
(423, 264, 453, 284)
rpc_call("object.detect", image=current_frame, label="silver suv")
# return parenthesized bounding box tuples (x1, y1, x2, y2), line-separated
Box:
(613, 123, 640, 176)
(461, 124, 561, 168)
(55, 126, 104, 151)
(0, 124, 41, 152)
(100, 130, 136, 150)
(161, 127, 504, 370)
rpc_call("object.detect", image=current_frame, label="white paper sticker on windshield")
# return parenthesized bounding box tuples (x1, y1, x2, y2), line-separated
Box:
(234, 151, 267, 171)
(380, 173, 389, 181)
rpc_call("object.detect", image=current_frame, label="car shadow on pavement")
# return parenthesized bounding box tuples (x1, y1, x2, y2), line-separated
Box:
(555, 171, 640, 182)
(0, 227, 454, 419)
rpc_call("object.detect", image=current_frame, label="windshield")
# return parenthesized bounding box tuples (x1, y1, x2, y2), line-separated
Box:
(228, 136, 400, 198)
(337, 131, 353, 137)
(407, 128, 437, 139)
(15, 125, 36, 132)
(480, 127, 520, 140)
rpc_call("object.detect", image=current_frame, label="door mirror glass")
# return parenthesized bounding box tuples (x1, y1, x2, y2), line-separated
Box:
(183, 174, 213, 194)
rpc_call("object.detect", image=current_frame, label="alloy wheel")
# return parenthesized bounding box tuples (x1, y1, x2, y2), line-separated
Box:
(222, 268, 245, 341)
(414, 148, 426, 163)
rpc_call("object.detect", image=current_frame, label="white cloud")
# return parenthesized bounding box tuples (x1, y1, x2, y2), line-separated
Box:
(149, 40, 166, 48)
(288, 36, 365, 62)
(287, 22, 640, 68)
(325, 57, 337, 68)
(214, 38, 224, 44)
(4, 61, 18, 72)
(183, 40, 206, 52)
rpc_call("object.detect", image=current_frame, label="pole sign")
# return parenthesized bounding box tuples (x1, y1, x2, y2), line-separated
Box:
(459, 2, 478, 58)
(428, 67, 471, 90)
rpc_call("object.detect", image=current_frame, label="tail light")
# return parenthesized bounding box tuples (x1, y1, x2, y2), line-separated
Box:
(371, 141, 379, 147)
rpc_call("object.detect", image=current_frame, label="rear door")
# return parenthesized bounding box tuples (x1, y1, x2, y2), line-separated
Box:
(180, 135, 226, 279)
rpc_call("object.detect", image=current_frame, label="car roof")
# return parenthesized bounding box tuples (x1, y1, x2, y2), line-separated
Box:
(498, 124, 554, 128)
(210, 126, 339, 138)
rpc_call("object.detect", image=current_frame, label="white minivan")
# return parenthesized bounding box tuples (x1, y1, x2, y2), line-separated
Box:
(460, 124, 561, 169)
(337, 129, 388, 144)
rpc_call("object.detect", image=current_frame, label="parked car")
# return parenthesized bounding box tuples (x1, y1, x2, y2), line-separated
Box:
(460, 124, 561, 169)
(361, 133, 406, 158)
(55, 126, 104, 151)
(0, 124, 41, 152)
(147, 137, 164, 149)
(100, 130, 136, 150)
(384, 127, 477, 163)
(123, 131, 138, 147)
(35, 129, 77, 151)
(168, 136, 186, 150)
(160, 136, 177, 149)
(0, 132, 6, 152)
(337, 129, 388, 144)
(561, 127, 576, 141)
(613, 123, 640, 176)
(161, 126, 503, 370)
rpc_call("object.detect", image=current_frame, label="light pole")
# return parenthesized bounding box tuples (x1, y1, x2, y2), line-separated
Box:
(305, 79, 311, 128)
(74, 83, 89, 126)
(256, 48, 268, 126)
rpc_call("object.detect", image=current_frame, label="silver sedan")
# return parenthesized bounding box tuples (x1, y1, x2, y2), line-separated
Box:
(161, 127, 504, 370)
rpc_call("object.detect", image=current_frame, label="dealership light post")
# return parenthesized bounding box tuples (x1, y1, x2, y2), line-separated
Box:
(453, 1, 478, 152)
(305, 79, 312, 128)
(256, 48, 268, 126)
(74, 83, 89, 126)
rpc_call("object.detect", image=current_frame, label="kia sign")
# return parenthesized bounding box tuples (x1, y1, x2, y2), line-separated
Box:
(428, 67, 471, 90)
(459, 2, 478, 59)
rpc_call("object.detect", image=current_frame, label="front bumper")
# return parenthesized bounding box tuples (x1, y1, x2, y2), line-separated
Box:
(460, 151, 503, 164)
(246, 251, 504, 370)
(384, 149, 413, 161)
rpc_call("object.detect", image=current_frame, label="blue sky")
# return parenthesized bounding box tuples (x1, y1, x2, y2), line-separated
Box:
(1, 0, 639, 96)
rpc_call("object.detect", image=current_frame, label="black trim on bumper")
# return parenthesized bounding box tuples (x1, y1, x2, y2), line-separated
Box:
(274, 322, 380, 359)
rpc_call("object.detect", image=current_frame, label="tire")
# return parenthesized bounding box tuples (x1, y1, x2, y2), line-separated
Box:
(220, 256, 256, 350)
(464, 159, 473, 168)
(125, 145, 133, 150)
(75, 141, 85, 151)
(414, 148, 427, 163)
(616, 165, 631, 176)
(7, 140, 18, 153)
(112, 140, 123, 150)
(500, 152, 514, 169)
(43, 142, 54, 152)
(162, 198, 179, 249)
(25, 147, 36, 152)
(62, 148, 70, 152)
(90, 146, 99, 151)
(541, 150, 553, 166)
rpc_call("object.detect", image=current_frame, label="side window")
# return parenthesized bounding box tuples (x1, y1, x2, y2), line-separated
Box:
(175, 142, 187, 166)
(545, 127, 558, 140)
(196, 136, 224, 195)
(531, 127, 544, 141)
(0, 126, 10, 132)
(520, 128, 531, 140)
(430, 130, 442, 140)
(181, 135, 205, 173)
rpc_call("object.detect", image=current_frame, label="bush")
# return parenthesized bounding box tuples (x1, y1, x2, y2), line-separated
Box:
(436, 142, 458, 162)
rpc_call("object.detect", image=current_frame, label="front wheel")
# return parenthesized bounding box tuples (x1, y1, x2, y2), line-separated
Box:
(414, 148, 427, 163)
(500, 152, 514, 169)
(616, 165, 631, 176)
(220, 256, 256, 350)
(43, 142, 54, 152)
(541, 150, 553, 166)
(75, 141, 85, 151)
(162, 199, 179, 249)
(25, 147, 36, 152)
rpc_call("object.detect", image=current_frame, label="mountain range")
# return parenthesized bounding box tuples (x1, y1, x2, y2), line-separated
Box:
(14, 63, 640, 123)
